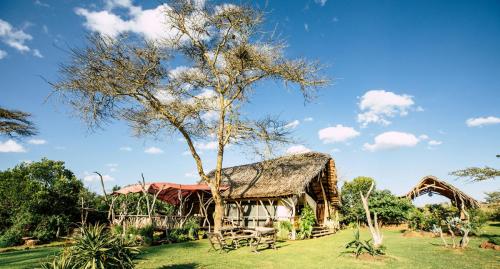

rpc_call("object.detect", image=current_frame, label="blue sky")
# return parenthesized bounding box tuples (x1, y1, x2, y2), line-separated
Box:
(0, 0, 499, 203)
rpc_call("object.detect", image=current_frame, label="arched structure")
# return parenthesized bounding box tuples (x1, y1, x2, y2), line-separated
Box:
(406, 175, 480, 217)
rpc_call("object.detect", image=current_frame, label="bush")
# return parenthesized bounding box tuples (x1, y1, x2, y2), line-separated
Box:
(184, 217, 200, 240)
(0, 227, 23, 248)
(138, 224, 154, 245)
(340, 177, 414, 225)
(298, 205, 316, 239)
(41, 224, 140, 269)
(275, 220, 293, 240)
(408, 204, 458, 231)
(167, 228, 189, 243)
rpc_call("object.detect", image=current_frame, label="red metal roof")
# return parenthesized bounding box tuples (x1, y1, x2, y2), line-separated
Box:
(113, 182, 213, 205)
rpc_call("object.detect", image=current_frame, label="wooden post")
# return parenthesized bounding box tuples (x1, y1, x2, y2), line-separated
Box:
(282, 196, 297, 240)
(319, 175, 330, 224)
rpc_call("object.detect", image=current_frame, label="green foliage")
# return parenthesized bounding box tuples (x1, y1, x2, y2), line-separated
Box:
(184, 217, 200, 240)
(0, 159, 87, 245)
(370, 190, 414, 224)
(343, 226, 385, 258)
(340, 176, 414, 225)
(41, 224, 140, 269)
(340, 177, 375, 225)
(274, 220, 293, 240)
(0, 227, 22, 248)
(111, 192, 175, 217)
(167, 228, 190, 243)
(298, 205, 316, 239)
(450, 166, 500, 181)
(487, 235, 500, 245)
(408, 204, 458, 231)
(467, 208, 488, 234)
(484, 191, 500, 204)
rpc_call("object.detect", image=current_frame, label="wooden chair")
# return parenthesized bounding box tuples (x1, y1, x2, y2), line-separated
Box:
(207, 232, 234, 253)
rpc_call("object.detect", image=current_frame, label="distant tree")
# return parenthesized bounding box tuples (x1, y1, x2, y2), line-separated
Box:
(450, 155, 500, 182)
(340, 177, 375, 224)
(450, 166, 500, 181)
(51, 1, 327, 230)
(0, 107, 37, 137)
(340, 176, 414, 225)
(0, 159, 85, 246)
(484, 191, 500, 204)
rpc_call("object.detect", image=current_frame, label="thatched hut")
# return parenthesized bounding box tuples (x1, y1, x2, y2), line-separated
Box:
(206, 152, 340, 233)
(405, 175, 480, 218)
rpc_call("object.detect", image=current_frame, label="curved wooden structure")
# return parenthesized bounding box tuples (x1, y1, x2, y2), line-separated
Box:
(406, 175, 480, 212)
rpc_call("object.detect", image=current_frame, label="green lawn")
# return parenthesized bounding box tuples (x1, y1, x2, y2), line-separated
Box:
(1, 224, 499, 269)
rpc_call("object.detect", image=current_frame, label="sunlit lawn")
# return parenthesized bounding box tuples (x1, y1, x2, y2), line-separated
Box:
(1, 223, 499, 269)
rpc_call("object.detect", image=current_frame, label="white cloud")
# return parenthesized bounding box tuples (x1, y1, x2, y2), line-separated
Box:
(314, 0, 327, 6)
(284, 120, 300, 129)
(54, 146, 66, 150)
(318, 124, 360, 144)
(83, 171, 115, 182)
(331, 148, 341, 153)
(0, 19, 31, 51)
(428, 140, 442, 146)
(0, 139, 26, 153)
(144, 146, 163, 154)
(466, 116, 500, 127)
(357, 90, 415, 127)
(32, 49, 43, 58)
(195, 141, 217, 150)
(28, 139, 47, 145)
(418, 134, 429, 140)
(304, 23, 309, 32)
(303, 117, 314, 122)
(286, 145, 311, 155)
(75, 2, 209, 45)
(34, 0, 50, 8)
(119, 146, 132, 151)
(106, 163, 118, 167)
(0, 50, 6, 59)
(363, 131, 420, 152)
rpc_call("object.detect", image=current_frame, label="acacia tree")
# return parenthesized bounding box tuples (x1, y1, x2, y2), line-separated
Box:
(0, 107, 37, 137)
(52, 1, 327, 230)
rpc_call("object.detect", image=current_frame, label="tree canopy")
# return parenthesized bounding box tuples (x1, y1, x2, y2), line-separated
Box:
(0, 107, 37, 137)
(0, 159, 86, 246)
(51, 0, 327, 230)
(340, 176, 414, 225)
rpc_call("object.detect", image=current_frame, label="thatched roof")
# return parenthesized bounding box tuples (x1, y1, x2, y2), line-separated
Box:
(405, 175, 480, 209)
(206, 152, 335, 200)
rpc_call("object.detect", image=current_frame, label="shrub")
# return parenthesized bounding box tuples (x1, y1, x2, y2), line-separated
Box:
(0, 227, 23, 248)
(343, 226, 385, 258)
(184, 217, 200, 240)
(138, 224, 154, 245)
(275, 220, 293, 240)
(41, 224, 140, 269)
(298, 205, 316, 239)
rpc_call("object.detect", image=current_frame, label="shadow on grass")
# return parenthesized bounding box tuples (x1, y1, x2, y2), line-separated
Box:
(0, 247, 59, 268)
(157, 263, 199, 269)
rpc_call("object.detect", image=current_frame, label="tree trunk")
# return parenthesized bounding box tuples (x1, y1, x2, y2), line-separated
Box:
(212, 188, 224, 232)
(360, 182, 383, 248)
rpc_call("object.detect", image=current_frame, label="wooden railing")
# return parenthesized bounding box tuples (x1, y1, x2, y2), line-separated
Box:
(113, 215, 202, 230)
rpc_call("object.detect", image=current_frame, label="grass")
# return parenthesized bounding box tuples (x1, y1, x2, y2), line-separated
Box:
(1, 223, 499, 269)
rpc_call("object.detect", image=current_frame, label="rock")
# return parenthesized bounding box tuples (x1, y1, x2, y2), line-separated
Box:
(25, 239, 40, 247)
(479, 241, 500, 250)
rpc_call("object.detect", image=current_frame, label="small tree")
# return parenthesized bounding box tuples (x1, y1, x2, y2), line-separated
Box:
(359, 182, 383, 248)
(52, 0, 327, 231)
